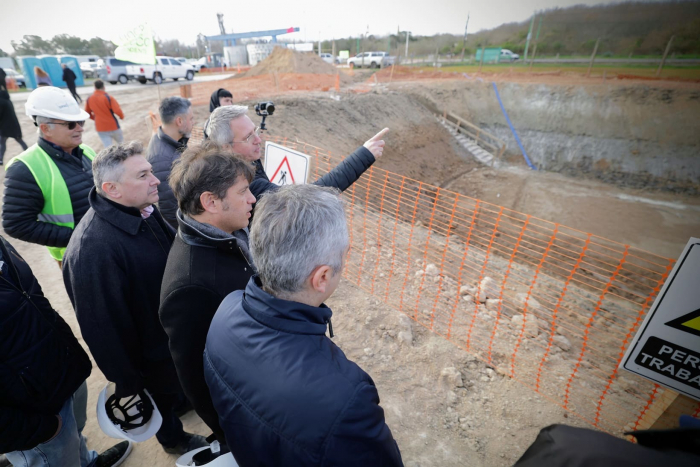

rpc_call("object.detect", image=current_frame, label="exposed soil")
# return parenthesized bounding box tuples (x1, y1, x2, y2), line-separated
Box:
(240, 47, 351, 84)
(2, 72, 699, 465)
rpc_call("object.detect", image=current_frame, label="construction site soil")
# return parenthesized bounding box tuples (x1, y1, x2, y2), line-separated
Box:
(2, 69, 699, 466)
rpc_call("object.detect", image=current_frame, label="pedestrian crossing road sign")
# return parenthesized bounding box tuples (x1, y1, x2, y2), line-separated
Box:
(621, 238, 700, 400)
(263, 142, 310, 186)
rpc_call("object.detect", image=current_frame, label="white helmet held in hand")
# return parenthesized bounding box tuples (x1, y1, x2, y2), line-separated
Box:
(175, 446, 238, 467)
(25, 86, 90, 122)
(97, 383, 162, 443)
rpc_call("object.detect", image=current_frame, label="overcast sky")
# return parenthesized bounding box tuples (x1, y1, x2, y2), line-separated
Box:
(1, 0, 639, 53)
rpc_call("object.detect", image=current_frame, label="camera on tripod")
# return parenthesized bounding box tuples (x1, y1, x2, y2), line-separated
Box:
(255, 102, 275, 131)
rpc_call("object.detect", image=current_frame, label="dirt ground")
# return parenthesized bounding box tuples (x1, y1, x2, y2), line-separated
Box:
(2, 71, 698, 466)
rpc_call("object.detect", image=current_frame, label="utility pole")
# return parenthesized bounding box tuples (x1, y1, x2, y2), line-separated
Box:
(529, 14, 543, 71)
(405, 31, 410, 59)
(523, 14, 535, 63)
(656, 35, 675, 77)
(460, 13, 470, 63)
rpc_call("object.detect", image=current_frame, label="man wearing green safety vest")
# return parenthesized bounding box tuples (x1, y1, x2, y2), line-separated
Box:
(2, 86, 96, 267)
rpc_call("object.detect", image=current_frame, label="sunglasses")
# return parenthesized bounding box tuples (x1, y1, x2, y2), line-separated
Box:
(48, 120, 85, 130)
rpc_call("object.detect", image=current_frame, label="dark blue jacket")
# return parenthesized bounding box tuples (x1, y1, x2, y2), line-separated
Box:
(204, 277, 403, 467)
(0, 235, 91, 452)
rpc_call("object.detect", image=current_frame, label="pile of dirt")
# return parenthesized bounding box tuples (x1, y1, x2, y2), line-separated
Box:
(241, 47, 348, 82)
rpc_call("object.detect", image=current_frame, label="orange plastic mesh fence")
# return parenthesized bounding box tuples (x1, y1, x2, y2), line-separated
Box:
(189, 130, 699, 434)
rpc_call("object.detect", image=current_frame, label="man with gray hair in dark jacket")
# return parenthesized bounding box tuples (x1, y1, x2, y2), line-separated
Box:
(147, 96, 194, 228)
(204, 184, 403, 466)
(206, 105, 389, 200)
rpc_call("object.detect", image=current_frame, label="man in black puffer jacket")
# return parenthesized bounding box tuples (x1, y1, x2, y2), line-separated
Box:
(2, 86, 96, 265)
(147, 96, 194, 228)
(0, 235, 132, 466)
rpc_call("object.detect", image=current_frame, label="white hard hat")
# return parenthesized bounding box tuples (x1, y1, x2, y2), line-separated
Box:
(175, 447, 238, 467)
(25, 86, 90, 122)
(97, 383, 163, 443)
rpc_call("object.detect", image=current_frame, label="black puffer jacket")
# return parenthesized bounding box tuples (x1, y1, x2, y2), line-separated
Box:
(0, 235, 92, 453)
(147, 127, 188, 229)
(2, 139, 95, 248)
(250, 146, 376, 200)
(159, 211, 254, 442)
(0, 90, 22, 139)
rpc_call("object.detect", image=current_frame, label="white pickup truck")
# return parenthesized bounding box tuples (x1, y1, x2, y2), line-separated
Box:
(126, 56, 195, 84)
(347, 51, 396, 69)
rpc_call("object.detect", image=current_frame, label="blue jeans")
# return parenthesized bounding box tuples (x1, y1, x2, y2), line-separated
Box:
(5, 381, 98, 467)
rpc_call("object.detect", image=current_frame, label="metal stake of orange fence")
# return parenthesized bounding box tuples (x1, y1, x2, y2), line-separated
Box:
(335, 73, 340, 92)
(237, 63, 241, 73)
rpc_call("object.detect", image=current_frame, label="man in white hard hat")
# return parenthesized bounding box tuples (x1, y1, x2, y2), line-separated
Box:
(1, 86, 97, 267)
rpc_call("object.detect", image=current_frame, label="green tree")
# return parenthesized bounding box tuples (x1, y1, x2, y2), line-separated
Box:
(88, 37, 115, 57)
(11, 35, 56, 55)
(0, 48, 8, 57)
(52, 34, 90, 54)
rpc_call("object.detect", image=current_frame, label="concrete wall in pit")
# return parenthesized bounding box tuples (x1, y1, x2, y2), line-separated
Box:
(416, 82, 700, 188)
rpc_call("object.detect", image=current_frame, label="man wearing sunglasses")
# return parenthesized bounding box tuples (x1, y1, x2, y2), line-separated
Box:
(2, 86, 96, 267)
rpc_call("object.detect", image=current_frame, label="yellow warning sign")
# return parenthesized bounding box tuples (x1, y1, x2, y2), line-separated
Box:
(666, 308, 700, 337)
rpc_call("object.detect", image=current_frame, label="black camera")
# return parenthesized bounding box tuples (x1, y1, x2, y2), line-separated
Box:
(255, 102, 275, 131)
(255, 102, 275, 116)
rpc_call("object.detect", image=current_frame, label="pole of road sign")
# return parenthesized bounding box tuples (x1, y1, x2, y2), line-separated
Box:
(523, 14, 535, 63)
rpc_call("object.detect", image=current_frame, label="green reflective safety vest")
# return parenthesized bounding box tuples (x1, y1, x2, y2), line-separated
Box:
(7, 144, 96, 261)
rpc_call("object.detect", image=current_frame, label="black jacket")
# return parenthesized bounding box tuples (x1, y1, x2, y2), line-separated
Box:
(62, 67, 77, 86)
(0, 235, 91, 452)
(147, 127, 188, 229)
(204, 277, 403, 467)
(2, 139, 94, 248)
(63, 188, 178, 398)
(250, 146, 376, 200)
(0, 91, 22, 139)
(160, 211, 253, 442)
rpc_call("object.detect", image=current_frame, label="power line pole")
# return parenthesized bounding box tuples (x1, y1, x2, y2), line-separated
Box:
(460, 13, 470, 63)
(523, 14, 535, 63)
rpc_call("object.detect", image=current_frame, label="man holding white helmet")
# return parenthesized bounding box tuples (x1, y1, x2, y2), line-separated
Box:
(2, 86, 96, 267)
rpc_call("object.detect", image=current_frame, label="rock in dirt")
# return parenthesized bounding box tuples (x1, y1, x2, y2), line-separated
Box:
(476, 277, 495, 303)
(439, 367, 464, 390)
(459, 284, 477, 296)
(515, 292, 542, 312)
(485, 298, 501, 311)
(553, 335, 572, 351)
(398, 314, 413, 345)
(425, 263, 440, 276)
(510, 313, 541, 338)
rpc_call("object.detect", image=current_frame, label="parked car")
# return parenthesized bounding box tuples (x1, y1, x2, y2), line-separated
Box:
(187, 57, 207, 72)
(3, 68, 26, 88)
(100, 57, 138, 85)
(320, 53, 339, 65)
(80, 62, 104, 79)
(500, 49, 520, 62)
(347, 51, 395, 69)
(126, 56, 195, 84)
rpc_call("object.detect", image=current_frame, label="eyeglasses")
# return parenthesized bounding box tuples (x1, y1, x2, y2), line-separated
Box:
(48, 120, 85, 130)
(232, 127, 261, 145)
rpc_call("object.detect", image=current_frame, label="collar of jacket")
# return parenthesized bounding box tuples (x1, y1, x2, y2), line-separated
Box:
(242, 276, 333, 336)
(176, 210, 247, 253)
(88, 187, 149, 235)
(38, 137, 82, 161)
(157, 126, 189, 150)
